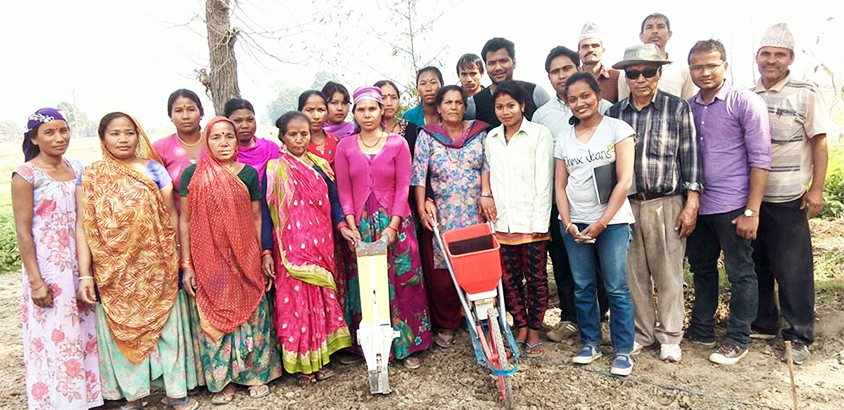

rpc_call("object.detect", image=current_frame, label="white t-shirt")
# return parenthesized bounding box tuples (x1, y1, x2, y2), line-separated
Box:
(555, 116, 636, 225)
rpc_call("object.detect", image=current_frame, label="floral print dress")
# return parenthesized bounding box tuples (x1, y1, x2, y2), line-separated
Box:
(15, 159, 103, 410)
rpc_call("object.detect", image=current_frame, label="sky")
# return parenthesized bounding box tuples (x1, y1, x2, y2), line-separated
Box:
(2, 0, 843, 136)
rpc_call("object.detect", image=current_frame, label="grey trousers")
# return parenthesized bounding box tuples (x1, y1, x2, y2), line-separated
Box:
(627, 195, 687, 346)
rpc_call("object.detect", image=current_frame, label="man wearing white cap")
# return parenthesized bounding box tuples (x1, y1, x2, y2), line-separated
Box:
(578, 22, 620, 103)
(618, 13, 696, 100)
(751, 23, 830, 364)
(607, 43, 701, 364)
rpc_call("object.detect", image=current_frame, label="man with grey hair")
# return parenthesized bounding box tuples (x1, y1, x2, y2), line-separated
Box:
(608, 43, 701, 364)
(618, 13, 696, 100)
(750, 23, 830, 365)
(578, 22, 620, 103)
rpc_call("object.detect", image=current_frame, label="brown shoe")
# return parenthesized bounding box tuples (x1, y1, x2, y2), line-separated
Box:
(546, 321, 578, 342)
(709, 343, 748, 365)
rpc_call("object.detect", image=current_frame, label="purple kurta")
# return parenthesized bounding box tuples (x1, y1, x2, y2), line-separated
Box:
(689, 82, 772, 215)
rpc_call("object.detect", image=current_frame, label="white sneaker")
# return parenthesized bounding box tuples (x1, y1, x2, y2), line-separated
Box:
(631, 341, 644, 356)
(659, 343, 682, 362)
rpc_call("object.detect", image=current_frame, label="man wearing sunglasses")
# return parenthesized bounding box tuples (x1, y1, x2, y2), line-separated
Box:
(685, 39, 771, 366)
(618, 13, 696, 100)
(750, 23, 830, 365)
(607, 43, 701, 364)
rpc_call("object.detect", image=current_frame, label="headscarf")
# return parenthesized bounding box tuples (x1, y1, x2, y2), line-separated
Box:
(187, 116, 265, 338)
(353, 86, 383, 104)
(422, 119, 489, 149)
(81, 112, 178, 363)
(23, 108, 67, 161)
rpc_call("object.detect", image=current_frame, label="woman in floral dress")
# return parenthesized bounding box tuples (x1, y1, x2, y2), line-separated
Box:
(411, 85, 488, 348)
(12, 108, 102, 410)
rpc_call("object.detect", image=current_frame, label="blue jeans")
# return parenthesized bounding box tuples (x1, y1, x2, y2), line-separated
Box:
(687, 208, 759, 348)
(563, 223, 634, 354)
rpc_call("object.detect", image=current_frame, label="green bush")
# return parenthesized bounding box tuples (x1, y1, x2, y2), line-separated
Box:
(0, 209, 20, 272)
(820, 138, 844, 218)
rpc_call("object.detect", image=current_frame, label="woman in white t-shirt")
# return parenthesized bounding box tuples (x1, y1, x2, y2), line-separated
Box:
(553, 72, 636, 376)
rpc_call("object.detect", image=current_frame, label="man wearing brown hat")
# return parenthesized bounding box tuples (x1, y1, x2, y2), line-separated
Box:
(618, 13, 696, 100)
(751, 23, 830, 364)
(607, 43, 701, 364)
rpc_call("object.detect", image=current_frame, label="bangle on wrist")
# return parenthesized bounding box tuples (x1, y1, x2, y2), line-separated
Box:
(425, 197, 434, 203)
(261, 250, 272, 257)
(481, 193, 493, 198)
(598, 220, 608, 229)
(337, 221, 348, 230)
(78, 276, 94, 281)
(565, 222, 573, 233)
(30, 281, 45, 291)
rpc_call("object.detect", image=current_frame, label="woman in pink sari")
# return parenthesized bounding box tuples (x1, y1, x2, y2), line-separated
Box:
(225, 98, 280, 185)
(261, 111, 351, 384)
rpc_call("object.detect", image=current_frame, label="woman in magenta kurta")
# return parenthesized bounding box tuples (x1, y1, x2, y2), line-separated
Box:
(334, 86, 431, 369)
(225, 98, 280, 185)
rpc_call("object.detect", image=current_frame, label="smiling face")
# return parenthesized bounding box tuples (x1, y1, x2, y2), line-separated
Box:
(380, 84, 400, 119)
(578, 38, 604, 66)
(494, 93, 524, 130)
(327, 91, 350, 125)
(437, 90, 466, 125)
(353, 100, 383, 133)
(281, 117, 311, 157)
(548, 55, 579, 99)
(689, 50, 727, 92)
(756, 46, 794, 88)
(301, 94, 328, 133)
(417, 71, 442, 106)
(485, 48, 515, 85)
(640, 17, 672, 50)
(32, 119, 71, 157)
(170, 96, 202, 135)
(566, 80, 600, 122)
(228, 108, 256, 145)
(206, 121, 238, 162)
(102, 116, 139, 160)
(458, 64, 483, 95)
(625, 63, 661, 101)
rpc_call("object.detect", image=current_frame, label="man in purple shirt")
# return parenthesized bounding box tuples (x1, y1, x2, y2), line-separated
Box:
(685, 39, 771, 365)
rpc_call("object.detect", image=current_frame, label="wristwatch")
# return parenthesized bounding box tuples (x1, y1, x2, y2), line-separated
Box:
(743, 208, 759, 218)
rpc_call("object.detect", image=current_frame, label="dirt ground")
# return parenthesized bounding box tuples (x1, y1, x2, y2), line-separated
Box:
(1, 221, 843, 410)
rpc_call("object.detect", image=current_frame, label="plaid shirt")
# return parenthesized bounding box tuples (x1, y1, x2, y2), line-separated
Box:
(607, 90, 702, 195)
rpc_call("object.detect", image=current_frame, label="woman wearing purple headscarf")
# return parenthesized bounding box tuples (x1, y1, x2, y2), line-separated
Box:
(335, 86, 432, 369)
(12, 108, 103, 410)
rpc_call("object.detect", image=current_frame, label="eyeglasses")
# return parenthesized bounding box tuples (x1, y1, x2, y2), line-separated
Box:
(625, 67, 660, 79)
(689, 63, 724, 73)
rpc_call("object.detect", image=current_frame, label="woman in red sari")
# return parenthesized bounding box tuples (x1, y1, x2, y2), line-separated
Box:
(261, 111, 351, 384)
(179, 116, 281, 404)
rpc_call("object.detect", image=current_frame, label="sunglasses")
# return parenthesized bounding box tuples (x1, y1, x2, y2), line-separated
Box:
(625, 67, 660, 79)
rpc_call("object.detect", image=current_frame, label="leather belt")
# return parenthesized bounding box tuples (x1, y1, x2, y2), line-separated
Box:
(628, 192, 672, 201)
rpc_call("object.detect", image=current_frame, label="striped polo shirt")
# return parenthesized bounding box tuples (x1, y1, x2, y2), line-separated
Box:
(753, 74, 831, 203)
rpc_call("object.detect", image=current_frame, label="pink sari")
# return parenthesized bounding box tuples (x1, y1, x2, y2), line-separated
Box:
(266, 151, 351, 374)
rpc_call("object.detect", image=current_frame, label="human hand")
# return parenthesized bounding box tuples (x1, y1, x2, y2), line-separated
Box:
(802, 189, 824, 219)
(579, 222, 606, 241)
(77, 279, 96, 305)
(340, 226, 361, 250)
(479, 196, 497, 222)
(419, 200, 437, 231)
(182, 267, 197, 297)
(380, 226, 398, 246)
(675, 205, 698, 239)
(261, 254, 275, 291)
(32, 281, 53, 308)
(731, 215, 759, 240)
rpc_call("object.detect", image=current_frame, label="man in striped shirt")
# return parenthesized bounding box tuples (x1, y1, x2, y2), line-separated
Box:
(750, 23, 830, 365)
(607, 44, 702, 364)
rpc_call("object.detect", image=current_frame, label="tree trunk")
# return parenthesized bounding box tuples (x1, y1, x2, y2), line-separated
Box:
(203, 0, 240, 115)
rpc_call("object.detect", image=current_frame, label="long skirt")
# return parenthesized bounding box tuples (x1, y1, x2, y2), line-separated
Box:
(274, 259, 351, 374)
(345, 195, 432, 360)
(188, 294, 282, 392)
(96, 290, 200, 401)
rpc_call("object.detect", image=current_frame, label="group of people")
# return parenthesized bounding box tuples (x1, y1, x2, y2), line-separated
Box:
(13, 11, 831, 410)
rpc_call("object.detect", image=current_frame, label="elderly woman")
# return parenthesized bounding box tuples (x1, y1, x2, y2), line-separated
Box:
(321, 81, 355, 139)
(179, 116, 282, 404)
(411, 85, 488, 348)
(225, 98, 279, 185)
(13, 108, 102, 410)
(77, 112, 199, 410)
(555, 72, 636, 376)
(480, 81, 554, 357)
(298, 90, 340, 165)
(335, 86, 432, 369)
(261, 111, 351, 384)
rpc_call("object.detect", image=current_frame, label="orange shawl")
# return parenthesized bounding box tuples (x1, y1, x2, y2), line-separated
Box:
(82, 114, 178, 363)
(188, 116, 265, 337)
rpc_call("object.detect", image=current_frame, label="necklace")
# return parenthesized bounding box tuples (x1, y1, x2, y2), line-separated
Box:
(358, 133, 383, 148)
(177, 133, 202, 147)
